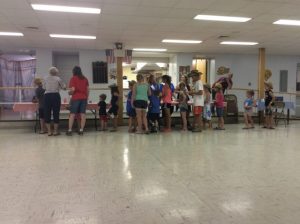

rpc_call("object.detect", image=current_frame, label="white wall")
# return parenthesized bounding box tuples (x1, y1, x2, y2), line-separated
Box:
(36, 49, 115, 103)
(53, 54, 79, 84)
(36, 48, 52, 77)
(168, 54, 178, 85)
(35, 49, 300, 115)
(173, 53, 193, 85)
(170, 52, 300, 115)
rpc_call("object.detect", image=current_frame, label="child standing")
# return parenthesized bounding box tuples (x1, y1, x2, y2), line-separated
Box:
(98, 94, 108, 131)
(264, 82, 275, 129)
(214, 83, 225, 130)
(203, 84, 212, 129)
(108, 84, 119, 132)
(127, 81, 137, 133)
(190, 70, 204, 132)
(178, 82, 189, 131)
(33, 78, 46, 134)
(148, 74, 160, 133)
(132, 73, 150, 134)
(243, 90, 255, 129)
(161, 75, 173, 132)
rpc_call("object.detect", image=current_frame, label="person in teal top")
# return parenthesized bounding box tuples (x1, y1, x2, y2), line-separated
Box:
(136, 83, 149, 101)
(132, 73, 151, 134)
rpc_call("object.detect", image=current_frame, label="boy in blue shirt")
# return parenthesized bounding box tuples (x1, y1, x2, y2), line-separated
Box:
(148, 75, 161, 132)
(127, 81, 137, 132)
(243, 90, 255, 129)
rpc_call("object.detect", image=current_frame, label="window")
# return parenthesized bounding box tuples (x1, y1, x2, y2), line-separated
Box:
(279, 70, 288, 92)
(92, 61, 108, 83)
(297, 63, 300, 91)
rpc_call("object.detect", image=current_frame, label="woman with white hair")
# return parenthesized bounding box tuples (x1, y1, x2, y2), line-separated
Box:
(44, 67, 66, 136)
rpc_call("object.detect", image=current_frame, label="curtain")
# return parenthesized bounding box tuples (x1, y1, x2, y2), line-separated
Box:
(0, 57, 36, 106)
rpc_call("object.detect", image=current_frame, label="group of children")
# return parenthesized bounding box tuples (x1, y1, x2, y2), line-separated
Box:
(97, 70, 226, 134)
(34, 70, 276, 134)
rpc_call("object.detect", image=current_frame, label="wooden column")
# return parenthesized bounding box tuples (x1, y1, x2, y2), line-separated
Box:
(258, 48, 266, 99)
(258, 48, 266, 123)
(116, 57, 123, 125)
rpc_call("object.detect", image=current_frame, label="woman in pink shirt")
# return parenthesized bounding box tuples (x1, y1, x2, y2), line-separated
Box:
(161, 75, 172, 132)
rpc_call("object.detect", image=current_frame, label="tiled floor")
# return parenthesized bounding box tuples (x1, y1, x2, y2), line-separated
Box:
(0, 123, 300, 224)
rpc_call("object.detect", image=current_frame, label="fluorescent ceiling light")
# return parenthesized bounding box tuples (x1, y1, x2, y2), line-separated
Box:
(194, 15, 251, 22)
(220, 41, 258, 46)
(31, 4, 101, 14)
(133, 48, 167, 52)
(136, 62, 147, 71)
(273, 19, 300, 26)
(0, 32, 23, 36)
(162, 39, 202, 44)
(50, 34, 96, 39)
(156, 63, 167, 67)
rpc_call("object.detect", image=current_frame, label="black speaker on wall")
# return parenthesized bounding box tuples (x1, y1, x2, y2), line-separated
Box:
(92, 61, 108, 83)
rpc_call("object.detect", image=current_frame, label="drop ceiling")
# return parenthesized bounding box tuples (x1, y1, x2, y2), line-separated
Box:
(1, 0, 300, 55)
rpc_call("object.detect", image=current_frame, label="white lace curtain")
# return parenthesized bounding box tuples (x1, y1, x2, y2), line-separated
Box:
(0, 57, 36, 104)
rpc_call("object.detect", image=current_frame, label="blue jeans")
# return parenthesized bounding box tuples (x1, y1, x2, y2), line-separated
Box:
(216, 107, 224, 117)
(70, 99, 87, 114)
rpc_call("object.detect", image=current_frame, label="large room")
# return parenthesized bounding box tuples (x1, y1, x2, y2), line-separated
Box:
(0, 0, 300, 223)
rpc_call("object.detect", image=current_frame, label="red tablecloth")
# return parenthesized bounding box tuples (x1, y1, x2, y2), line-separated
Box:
(13, 103, 98, 112)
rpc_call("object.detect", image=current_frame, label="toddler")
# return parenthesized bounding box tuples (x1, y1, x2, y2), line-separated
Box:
(98, 94, 108, 131)
(108, 84, 119, 132)
(243, 90, 255, 129)
(203, 84, 212, 129)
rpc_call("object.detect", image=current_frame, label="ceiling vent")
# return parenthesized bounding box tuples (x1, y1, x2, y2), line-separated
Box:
(25, 26, 39, 30)
(218, 35, 230, 39)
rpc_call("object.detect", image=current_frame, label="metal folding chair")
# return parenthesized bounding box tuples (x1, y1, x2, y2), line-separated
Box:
(274, 101, 287, 127)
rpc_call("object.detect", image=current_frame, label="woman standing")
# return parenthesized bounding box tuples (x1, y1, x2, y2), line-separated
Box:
(44, 67, 66, 136)
(67, 66, 89, 136)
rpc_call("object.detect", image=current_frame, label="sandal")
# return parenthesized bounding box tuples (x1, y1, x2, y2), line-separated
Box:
(48, 133, 53, 136)
(53, 132, 61, 136)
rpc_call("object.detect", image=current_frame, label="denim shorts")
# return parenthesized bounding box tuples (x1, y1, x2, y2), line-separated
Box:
(70, 99, 87, 114)
(216, 107, 224, 117)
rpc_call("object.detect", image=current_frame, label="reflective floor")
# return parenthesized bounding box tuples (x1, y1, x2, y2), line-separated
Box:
(0, 123, 300, 224)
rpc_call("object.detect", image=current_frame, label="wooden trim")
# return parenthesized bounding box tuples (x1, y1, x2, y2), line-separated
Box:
(116, 57, 124, 125)
(258, 48, 266, 99)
